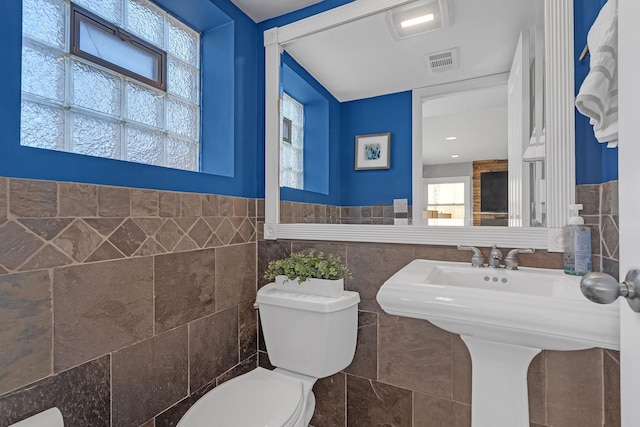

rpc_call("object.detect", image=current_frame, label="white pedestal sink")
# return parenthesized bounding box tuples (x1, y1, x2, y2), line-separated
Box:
(376, 260, 620, 427)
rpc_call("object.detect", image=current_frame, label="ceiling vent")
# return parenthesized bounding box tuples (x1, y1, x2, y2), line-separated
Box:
(425, 48, 458, 73)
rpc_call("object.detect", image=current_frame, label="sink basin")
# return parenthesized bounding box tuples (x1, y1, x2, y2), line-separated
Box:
(377, 259, 620, 427)
(377, 259, 620, 350)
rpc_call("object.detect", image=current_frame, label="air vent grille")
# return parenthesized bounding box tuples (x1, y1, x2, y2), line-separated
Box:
(425, 48, 458, 73)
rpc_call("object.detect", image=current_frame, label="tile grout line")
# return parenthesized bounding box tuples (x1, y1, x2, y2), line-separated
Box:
(50, 267, 55, 380)
(110, 351, 113, 427)
(601, 348, 606, 427)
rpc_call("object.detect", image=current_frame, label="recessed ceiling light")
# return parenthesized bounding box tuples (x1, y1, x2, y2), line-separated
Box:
(445, 136, 457, 141)
(387, 0, 449, 40)
(401, 13, 435, 28)
(451, 154, 460, 158)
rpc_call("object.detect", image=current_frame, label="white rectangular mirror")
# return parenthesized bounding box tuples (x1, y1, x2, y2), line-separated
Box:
(264, 0, 575, 251)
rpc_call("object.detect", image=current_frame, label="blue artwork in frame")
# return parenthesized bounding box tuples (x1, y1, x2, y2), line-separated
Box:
(355, 133, 391, 170)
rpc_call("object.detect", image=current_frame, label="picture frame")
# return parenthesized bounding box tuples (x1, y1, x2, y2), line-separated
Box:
(354, 132, 391, 170)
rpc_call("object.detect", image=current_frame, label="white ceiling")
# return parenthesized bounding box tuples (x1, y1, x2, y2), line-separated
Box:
(231, 0, 323, 23)
(422, 85, 508, 165)
(230, 0, 535, 166)
(283, 0, 543, 102)
(279, 0, 542, 168)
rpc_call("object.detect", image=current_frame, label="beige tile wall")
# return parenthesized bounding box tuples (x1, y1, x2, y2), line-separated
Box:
(279, 200, 408, 224)
(0, 177, 259, 426)
(577, 180, 619, 280)
(0, 177, 619, 427)
(258, 236, 620, 427)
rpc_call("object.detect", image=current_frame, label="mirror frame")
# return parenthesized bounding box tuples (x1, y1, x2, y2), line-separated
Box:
(264, 0, 574, 251)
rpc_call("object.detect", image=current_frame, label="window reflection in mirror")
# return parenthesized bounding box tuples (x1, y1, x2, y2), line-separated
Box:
(280, 93, 304, 190)
(423, 177, 470, 226)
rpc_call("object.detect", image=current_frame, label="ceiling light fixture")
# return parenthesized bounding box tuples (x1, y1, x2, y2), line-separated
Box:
(445, 136, 457, 141)
(401, 13, 435, 28)
(451, 154, 460, 158)
(387, 0, 449, 40)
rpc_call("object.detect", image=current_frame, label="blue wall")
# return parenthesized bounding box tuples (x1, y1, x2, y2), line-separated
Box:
(575, 0, 618, 184)
(257, 0, 415, 207)
(3, 0, 616, 201)
(256, 0, 354, 199)
(340, 92, 413, 206)
(0, 0, 261, 197)
(258, 0, 615, 208)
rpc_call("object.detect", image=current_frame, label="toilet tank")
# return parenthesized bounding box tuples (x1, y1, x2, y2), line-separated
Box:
(255, 283, 360, 379)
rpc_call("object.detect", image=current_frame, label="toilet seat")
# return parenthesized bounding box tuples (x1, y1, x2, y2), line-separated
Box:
(177, 367, 306, 427)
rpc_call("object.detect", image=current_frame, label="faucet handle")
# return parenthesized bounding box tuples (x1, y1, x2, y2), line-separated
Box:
(490, 245, 503, 258)
(457, 245, 485, 268)
(504, 248, 535, 270)
(506, 248, 535, 258)
(488, 245, 503, 268)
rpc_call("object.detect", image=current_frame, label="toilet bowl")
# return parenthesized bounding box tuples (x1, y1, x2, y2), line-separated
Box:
(9, 408, 63, 427)
(178, 283, 360, 427)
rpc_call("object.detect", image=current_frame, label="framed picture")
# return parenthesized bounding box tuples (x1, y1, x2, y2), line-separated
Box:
(354, 133, 391, 170)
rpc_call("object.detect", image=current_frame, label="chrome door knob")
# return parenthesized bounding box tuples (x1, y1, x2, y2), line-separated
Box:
(580, 270, 640, 313)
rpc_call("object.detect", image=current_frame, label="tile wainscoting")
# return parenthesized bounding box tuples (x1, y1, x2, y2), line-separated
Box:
(0, 178, 619, 426)
(0, 178, 259, 426)
(577, 180, 619, 280)
(280, 201, 411, 225)
(258, 239, 620, 427)
(261, 182, 620, 427)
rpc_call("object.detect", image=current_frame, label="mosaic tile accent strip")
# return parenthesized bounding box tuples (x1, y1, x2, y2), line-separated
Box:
(0, 179, 256, 275)
(279, 201, 410, 225)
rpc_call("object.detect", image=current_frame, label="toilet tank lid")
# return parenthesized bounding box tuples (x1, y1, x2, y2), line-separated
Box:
(256, 283, 360, 312)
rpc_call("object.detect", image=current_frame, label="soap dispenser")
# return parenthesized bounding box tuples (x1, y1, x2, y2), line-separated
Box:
(563, 204, 592, 275)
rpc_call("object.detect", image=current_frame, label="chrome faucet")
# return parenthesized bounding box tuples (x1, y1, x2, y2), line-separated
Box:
(457, 245, 485, 267)
(489, 245, 503, 268)
(504, 248, 535, 270)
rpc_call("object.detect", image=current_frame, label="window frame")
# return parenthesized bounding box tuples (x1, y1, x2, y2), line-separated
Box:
(422, 176, 471, 226)
(282, 117, 292, 144)
(70, 3, 167, 91)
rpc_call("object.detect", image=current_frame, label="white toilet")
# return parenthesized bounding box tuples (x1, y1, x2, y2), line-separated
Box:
(178, 282, 360, 427)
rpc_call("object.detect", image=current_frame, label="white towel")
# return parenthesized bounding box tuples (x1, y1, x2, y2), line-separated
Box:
(575, 0, 618, 148)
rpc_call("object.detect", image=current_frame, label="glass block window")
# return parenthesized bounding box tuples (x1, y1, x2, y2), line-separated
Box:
(21, 0, 201, 172)
(280, 93, 304, 190)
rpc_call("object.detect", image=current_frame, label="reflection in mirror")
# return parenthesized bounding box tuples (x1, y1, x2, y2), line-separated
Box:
(419, 51, 546, 229)
(421, 83, 508, 227)
(265, 0, 575, 248)
(276, 0, 545, 227)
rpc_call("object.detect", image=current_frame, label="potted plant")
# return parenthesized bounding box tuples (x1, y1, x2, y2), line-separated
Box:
(263, 251, 352, 297)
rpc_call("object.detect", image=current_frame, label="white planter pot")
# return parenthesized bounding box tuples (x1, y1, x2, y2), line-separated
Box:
(274, 275, 344, 297)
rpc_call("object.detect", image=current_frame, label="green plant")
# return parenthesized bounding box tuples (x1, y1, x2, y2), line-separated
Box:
(263, 251, 352, 284)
